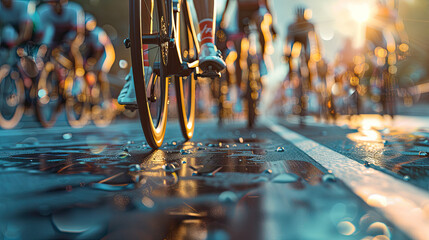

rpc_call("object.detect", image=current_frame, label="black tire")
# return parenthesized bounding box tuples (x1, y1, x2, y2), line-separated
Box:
(130, 0, 170, 148)
(91, 73, 115, 127)
(176, 2, 197, 140)
(0, 66, 25, 129)
(35, 62, 63, 128)
(65, 75, 91, 128)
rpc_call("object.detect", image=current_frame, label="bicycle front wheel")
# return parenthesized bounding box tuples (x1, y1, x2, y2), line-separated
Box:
(35, 62, 63, 128)
(175, 72, 196, 140)
(0, 66, 25, 129)
(130, 0, 170, 148)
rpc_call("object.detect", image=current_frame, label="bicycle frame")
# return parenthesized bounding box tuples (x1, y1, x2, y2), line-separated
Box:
(141, 0, 200, 78)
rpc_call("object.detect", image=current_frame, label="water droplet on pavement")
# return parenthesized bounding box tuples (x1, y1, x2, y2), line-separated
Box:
(180, 149, 192, 155)
(239, 137, 244, 143)
(163, 163, 180, 172)
(275, 147, 285, 152)
(182, 160, 187, 164)
(364, 161, 370, 167)
(263, 169, 273, 174)
(419, 151, 428, 157)
(117, 150, 131, 159)
(128, 164, 141, 172)
(322, 173, 336, 182)
(403, 175, 410, 181)
(272, 173, 299, 183)
(16, 137, 39, 147)
(62, 133, 72, 140)
(219, 191, 238, 203)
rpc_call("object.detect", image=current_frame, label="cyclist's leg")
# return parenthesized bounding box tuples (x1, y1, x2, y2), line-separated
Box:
(233, 38, 242, 92)
(118, 0, 153, 105)
(193, 0, 226, 71)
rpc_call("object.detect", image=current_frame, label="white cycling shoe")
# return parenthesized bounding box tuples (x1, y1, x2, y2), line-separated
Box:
(199, 42, 226, 72)
(118, 67, 152, 105)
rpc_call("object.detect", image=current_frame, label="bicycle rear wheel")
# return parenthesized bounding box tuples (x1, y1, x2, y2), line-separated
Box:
(0, 66, 25, 129)
(65, 75, 91, 128)
(35, 62, 63, 128)
(130, 0, 170, 148)
(91, 73, 115, 127)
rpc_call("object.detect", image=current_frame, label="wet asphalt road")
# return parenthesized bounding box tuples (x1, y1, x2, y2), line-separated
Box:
(2, 116, 426, 239)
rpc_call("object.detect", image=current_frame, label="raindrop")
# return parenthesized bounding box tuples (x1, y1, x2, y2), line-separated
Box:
(180, 149, 192, 155)
(219, 191, 238, 203)
(272, 173, 299, 183)
(419, 151, 428, 157)
(170, 141, 177, 146)
(62, 133, 72, 140)
(197, 142, 203, 147)
(232, 144, 237, 147)
(275, 147, 285, 152)
(322, 173, 336, 182)
(208, 144, 216, 147)
(128, 164, 141, 172)
(263, 169, 273, 174)
(364, 161, 370, 167)
(117, 150, 131, 159)
(403, 175, 410, 181)
(226, 145, 230, 148)
(219, 142, 223, 147)
(16, 137, 39, 147)
(245, 143, 250, 147)
(239, 137, 244, 143)
(91, 183, 134, 191)
(182, 160, 187, 164)
(127, 141, 134, 145)
(163, 163, 180, 172)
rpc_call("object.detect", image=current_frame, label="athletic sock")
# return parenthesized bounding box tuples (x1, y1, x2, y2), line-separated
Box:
(199, 18, 214, 45)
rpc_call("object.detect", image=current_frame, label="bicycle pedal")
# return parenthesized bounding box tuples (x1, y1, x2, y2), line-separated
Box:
(196, 71, 221, 79)
(124, 104, 138, 111)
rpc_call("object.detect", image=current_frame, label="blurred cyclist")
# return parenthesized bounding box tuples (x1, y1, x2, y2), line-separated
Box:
(37, 0, 85, 76)
(220, 0, 277, 89)
(284, 6, 321, 85)
(365, 0, 409, 62)
(118, 0, 226, 105)
(0, 0, 33, 50)
(82, 13, 115, 80)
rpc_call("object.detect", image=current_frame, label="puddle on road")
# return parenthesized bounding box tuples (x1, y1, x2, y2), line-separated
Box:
(0, 134, 407, 240)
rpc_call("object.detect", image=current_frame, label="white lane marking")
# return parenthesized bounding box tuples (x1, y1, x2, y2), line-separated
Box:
(264, 119, 429, 240)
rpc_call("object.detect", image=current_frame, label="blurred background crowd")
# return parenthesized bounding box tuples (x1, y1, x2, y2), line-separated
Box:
(1, 0, 428, 130)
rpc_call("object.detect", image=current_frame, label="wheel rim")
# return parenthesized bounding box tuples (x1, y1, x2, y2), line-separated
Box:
(0, 66, 25, 129)
(130, 0, 169, 148)
(176, 73, 196, 140)
(36, 62, 62, 127)
(92, 77, 114, 127)
(65, 76, 90, 128)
